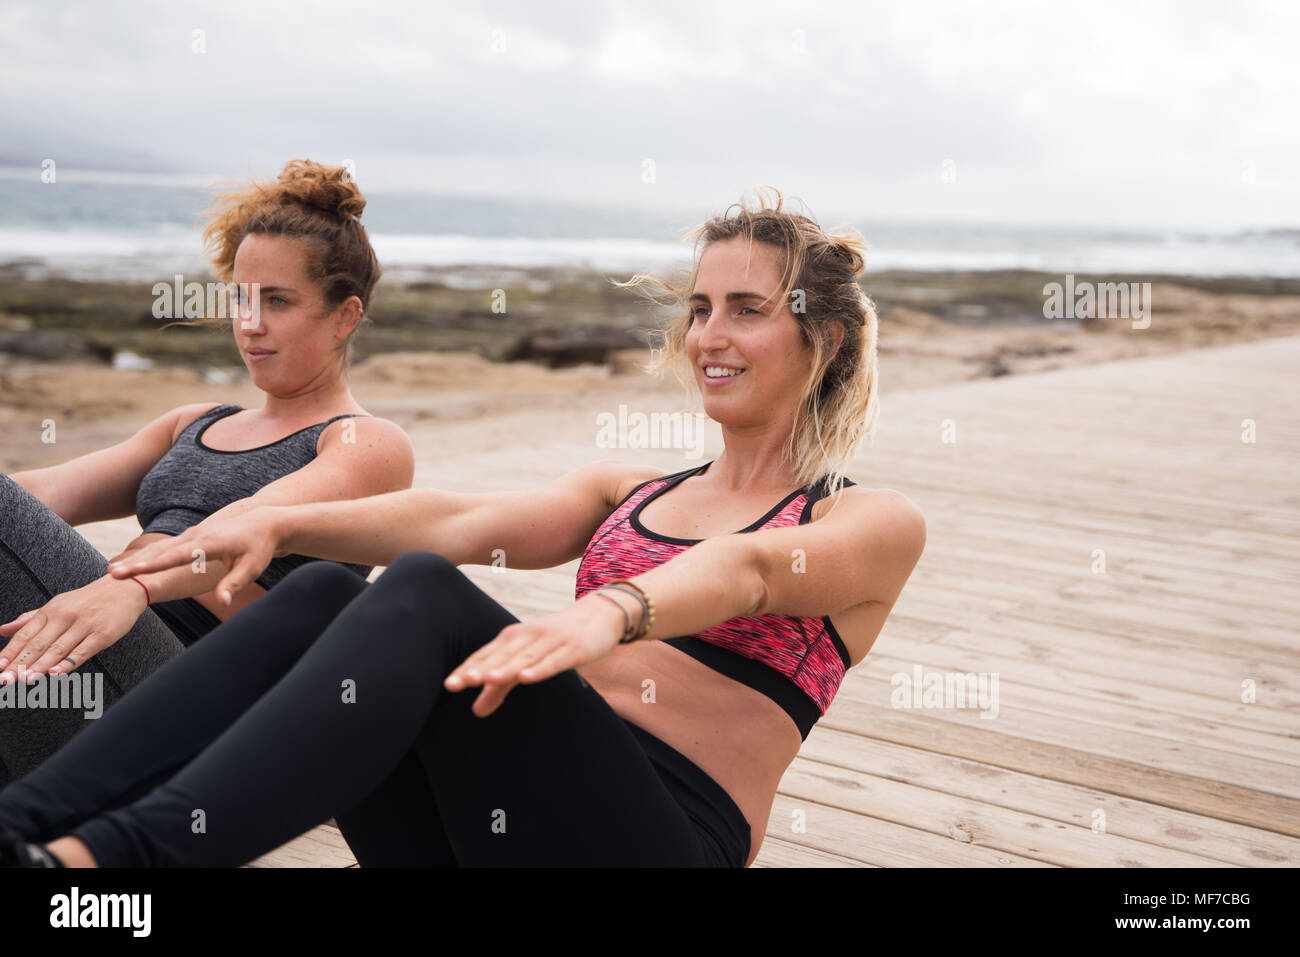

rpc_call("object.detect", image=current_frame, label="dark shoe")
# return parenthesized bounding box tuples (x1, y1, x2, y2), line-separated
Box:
(0, 823, 64, 867)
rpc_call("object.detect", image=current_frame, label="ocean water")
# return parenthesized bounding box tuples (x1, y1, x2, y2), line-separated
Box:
(0, 169, 1295, 280)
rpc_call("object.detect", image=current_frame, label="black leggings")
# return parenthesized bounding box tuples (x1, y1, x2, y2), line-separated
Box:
(0, 553, 750, 867)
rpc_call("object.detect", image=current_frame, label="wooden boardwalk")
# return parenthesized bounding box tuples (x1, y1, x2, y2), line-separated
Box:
(81, 335, 1300, 867)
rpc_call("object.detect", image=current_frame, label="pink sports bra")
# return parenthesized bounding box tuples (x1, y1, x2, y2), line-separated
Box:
(575, 461, 855, 740)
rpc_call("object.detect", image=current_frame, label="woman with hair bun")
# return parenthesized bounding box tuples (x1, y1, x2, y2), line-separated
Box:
(0, 159, 415, 784)
(0, 189, 924, 869)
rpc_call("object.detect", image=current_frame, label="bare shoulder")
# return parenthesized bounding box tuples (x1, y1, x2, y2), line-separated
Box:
(557, 460, 670, 512)
(820, 485, 926, 555)
(317, 415, 415, 483)
(165, 402, 226, 443)
(317, 414, 413, 453)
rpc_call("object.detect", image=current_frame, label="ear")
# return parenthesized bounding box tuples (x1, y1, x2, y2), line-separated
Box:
(827, 319, 845, 359)
(335, 296, 363, 340)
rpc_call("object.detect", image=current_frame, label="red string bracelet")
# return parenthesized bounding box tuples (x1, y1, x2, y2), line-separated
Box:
(129, 576, 151, 607)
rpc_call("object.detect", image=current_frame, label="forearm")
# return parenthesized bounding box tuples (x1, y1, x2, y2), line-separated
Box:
(270, 488, 458, 567)
(111, 557, 235, 606)
(611, 536, 769, 642)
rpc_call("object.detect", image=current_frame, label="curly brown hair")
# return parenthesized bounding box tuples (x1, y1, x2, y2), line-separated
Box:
(198, 158, 381, 366)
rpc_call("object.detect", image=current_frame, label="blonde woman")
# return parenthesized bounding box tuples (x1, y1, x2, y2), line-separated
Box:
(0, 160, 414, 784)
(0, 191, 923, 868)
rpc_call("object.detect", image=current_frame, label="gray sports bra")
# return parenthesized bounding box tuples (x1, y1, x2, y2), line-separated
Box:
(135, 404, 375, 590)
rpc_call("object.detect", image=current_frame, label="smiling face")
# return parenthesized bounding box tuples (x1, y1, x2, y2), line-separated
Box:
(230, 233, 360, 394)
(685, 237, 814, 432)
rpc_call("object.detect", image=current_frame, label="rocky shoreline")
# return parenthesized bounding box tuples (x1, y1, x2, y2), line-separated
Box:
(4, 267, 1298, 373)
(4, 266, 1300, 474)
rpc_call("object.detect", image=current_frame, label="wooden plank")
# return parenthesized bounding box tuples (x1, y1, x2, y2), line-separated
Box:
(796, 729, 1300, 867)
(858, 645, 1300, 756)
(246, 824, 356, 868)
(763, 794, 1056, 867)
(751, 836, 870, 868)
(777, 758, 1235, 867)
(931, 615, 1300, 695)
(833, 676, 1300, 799)
(929, 631, 1300, 727)
(814, 696, 1300, 835)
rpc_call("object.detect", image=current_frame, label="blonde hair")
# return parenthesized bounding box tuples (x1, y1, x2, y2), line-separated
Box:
(618, 187, 878, 495)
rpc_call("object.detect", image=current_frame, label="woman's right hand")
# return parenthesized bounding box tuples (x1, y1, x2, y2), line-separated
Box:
(108, 505, 286, 605)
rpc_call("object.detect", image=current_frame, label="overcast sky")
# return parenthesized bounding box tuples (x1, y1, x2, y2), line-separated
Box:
(1, 0, 1296, 231)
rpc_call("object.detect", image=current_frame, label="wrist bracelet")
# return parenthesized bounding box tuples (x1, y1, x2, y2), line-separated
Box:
(129, 576, 151, 607)
(603, 580, 655, 641)
(593, 590, 635, 642)
(597, 585, 645, 643)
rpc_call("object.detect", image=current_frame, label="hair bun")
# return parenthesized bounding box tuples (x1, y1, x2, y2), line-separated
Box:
(275, 158, 366, 221)
(827, 231, 868, 278)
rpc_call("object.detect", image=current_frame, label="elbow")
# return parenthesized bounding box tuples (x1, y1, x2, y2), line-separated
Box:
(413, 487, 456, 552)
(9, 470, 43, 501)
(9, 471, 62, 519)
(688, 535, 769, 616)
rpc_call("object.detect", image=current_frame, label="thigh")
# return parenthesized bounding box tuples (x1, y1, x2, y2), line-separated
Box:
(334, 748, 459, 867)
(0, 474, 108, 604)
(0, 475, 185, 783)
(368, 555, 713, 867)
(415, 668, 710, 867)
(0, 474, 184, 687)
(0, 562, 373, 842)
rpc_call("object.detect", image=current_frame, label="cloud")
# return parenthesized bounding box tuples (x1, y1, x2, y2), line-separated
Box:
(0, 0, 1295, 230)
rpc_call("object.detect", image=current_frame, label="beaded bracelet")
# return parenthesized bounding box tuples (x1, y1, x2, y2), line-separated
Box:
(593, 590, 635, 642)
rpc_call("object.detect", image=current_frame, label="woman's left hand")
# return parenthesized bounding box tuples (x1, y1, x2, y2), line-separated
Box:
(444, 594, 628, 717)
(0, 576, 151, 683)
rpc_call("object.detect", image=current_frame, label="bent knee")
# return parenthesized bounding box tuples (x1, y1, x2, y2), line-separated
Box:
(378, 551, 458, 584)
(275, 560, 368, 596)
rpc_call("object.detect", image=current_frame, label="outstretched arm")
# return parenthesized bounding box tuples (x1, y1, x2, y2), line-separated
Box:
(10, 403, 222, 526)
(445, 486, 927, 716)
(1, 415, 416, 680)
(626, 488, 926, 648)
(106, 414, 414, 594)
(109, 461, 660, 603)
